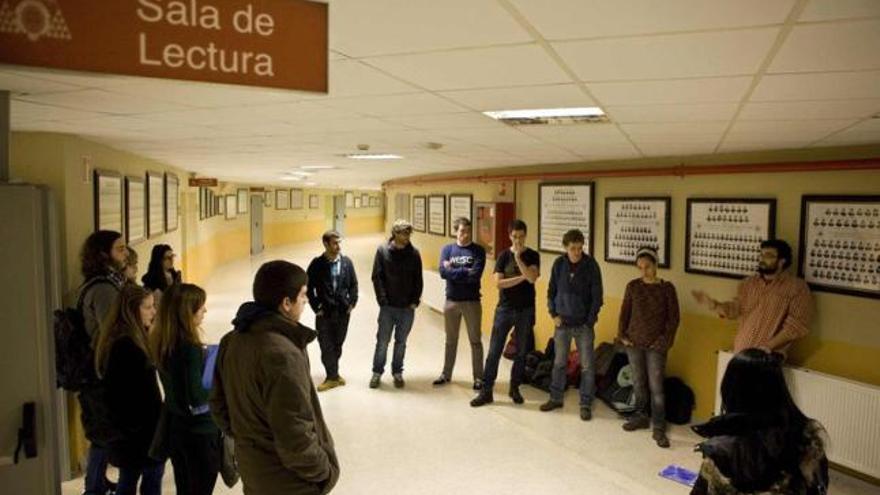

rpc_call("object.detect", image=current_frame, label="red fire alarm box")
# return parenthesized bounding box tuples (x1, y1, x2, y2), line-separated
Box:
(475, 202, 515, 260)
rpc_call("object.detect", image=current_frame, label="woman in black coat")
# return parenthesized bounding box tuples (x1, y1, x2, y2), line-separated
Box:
(94, 284, 165, 494)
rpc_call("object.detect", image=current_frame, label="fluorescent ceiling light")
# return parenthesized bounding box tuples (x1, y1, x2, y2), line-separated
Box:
(483, 107, 605, 120)
(299, 165, 336, 170)
(345, 153, 403, 160)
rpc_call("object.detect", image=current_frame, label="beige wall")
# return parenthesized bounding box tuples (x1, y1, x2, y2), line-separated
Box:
(386, 164, 880, 420)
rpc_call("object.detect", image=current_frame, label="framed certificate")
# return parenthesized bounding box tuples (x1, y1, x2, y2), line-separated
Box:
(412, 196, 426, 232)
(605, 197, 671, 268)
(685, 198, 776, 279)
(237, 188, 249, 214)
(309, 194, 319, 209)
(345, 191, 354, 208)
(428, 194, 446, 236)
(225, 195, 237, 220)
(291, 188, 304, 209)
(448, 194, 473, 238)
(798, 195, 880, 299)
(146, 171, 164, 238)
(539, 182, 594, 254)
(94, 169, 123, 233)
(164, 173, 179, 232)
(276, 189, 290, 210)
(125, 176, 145, 244)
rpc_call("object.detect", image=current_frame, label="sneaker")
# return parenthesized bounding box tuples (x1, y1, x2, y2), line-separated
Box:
(369, 373, 381, 389)
(432, 375, 450, 386)
(508, 387, 524, 404)
(470, 392, 494, 407)
(539, 399, 563, 412)
(393, 373, 405, 388)
(622, 415, 650, 431)
(317, 379, 340, 392)
(473, 379, 483, 391)
(580, 406, 592, 421)
(653, 430, 670, 448)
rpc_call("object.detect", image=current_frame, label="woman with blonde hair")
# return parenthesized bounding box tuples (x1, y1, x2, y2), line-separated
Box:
(149, 283, 220, 495)
(94, 284, 164, 494)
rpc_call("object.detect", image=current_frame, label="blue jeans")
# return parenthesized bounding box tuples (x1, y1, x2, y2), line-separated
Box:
(116, 460, 165, 495)
(625, 347, 668, 430)
(483, 306, 535, 392)
(372, 306, 415, 374)
(549, 324, 595, 406)
(84, 445, 109, 494)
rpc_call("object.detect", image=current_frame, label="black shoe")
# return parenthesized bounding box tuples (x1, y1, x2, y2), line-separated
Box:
(369, 373, 381, 389)
(622, 415, 650, 431)
(653, 430, 670, 448)
(539, 399, 563, 412)
(580, 406, 592, 421)
(393, 373, 405, 388)
(433, 375, 450, 386)
(473, 379, 483, 391)
(470, 392, 494, 407)
(508, 387, 524, 404)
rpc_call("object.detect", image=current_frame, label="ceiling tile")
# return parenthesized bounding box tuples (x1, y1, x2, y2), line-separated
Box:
(17, 89, 185, 114)
(518, 124, 632, 145)
(511, 0, 794, 40)
(725, 119, 857, 142)
(637, 142, 718, 156)
(813, 119, 880, 146)
(799, 0, 880, 22)
(607, 103, 738, 123)
(439, 84, 592, 111)
(101, 78, 304, 108)
(621, 121, 728, 141)
(384, 112, 503, 130)
(318, 93, 467, 117)
(309, 60, 420, 99)
(588, 77, 752, 105)
(739, 100, 880, 120)
(751, 71, 880, 101)
(554, 28, 778, 81)
(363, 45, 570, 91)
(0, 69, 84, 95)
(329, 0, 531, 57)
(10, 99, 106, 123)
(769, 20, 880, 73)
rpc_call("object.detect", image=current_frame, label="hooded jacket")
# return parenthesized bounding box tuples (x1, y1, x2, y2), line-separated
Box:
(372, 241, 423, 308)
(210, 303, 340, 495)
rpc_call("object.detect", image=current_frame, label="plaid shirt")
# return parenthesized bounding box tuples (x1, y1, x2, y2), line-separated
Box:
(719, 271, 813, 356)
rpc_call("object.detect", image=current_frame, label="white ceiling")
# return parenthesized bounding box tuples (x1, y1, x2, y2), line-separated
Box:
(3, 0, 880, 189)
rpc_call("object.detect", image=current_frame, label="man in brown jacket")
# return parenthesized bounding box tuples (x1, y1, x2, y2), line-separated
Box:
(211, 260, 340, 494)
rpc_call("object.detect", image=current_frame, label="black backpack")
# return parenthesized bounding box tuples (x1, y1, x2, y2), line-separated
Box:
(664, 376, 695, 425)
(54, 277, 112, 391)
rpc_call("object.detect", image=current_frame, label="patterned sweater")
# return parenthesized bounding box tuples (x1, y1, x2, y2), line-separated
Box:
(617, 278, 680, 352)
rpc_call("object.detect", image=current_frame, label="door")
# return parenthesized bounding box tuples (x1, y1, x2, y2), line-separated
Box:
(333, 195, 346, 236)
(250, 194, 263, 255)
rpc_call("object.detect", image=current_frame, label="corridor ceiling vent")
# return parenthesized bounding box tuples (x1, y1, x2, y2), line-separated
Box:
(343, 153, 403, 160)
(483, 107, 608, 126)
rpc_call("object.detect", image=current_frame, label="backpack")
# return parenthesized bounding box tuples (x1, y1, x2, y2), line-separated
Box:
(664, 376, 695, 425)
(54, 277, 112, 391)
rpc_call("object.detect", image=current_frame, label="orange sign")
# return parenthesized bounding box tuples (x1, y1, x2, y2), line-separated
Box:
(188, 177, 218, 187)
(0, 0, 327, 92)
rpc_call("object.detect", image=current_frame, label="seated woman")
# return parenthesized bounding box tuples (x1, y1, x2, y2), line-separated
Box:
(94, 284, 164, 495)
(690, 348, 829, 495)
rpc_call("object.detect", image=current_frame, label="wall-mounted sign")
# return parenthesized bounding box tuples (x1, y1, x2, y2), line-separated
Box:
(428, 194, 446, 236)
(412, 196, 426, 233)
(188, 177, 218, 187)
(448, 194, 473, 238)
(0, 0, 328, 92)
(539, 182, 594, 255)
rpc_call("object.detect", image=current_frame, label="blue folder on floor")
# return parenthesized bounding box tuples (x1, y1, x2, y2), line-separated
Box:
(659, 464, 698, 487)
(202, 344, 220, 390)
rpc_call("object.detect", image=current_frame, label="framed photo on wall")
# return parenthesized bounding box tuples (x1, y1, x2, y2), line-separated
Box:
(218, 194, 226, 215)
(685, 198, 776, 279)
(199, 187, 207, 220)
(276, 189, 290, 210)
(146, 171, 165, 238)
(94, 169, 123, 232)
(125, 176, 146, 244)
(264, 190, 273, 207)
(412, 195, 426, 232)
(237, 188, 248, 214)
(539, 182, 594, 254)
(354, 196, 362, 208)
(345, 191, 354, 208)
(798, 195, 880, 299)
(428, 194, 446, 236)
(605, 197, 671, 268)
(164, 173, 179, 232)
(291, 188, 304, 209)
(225, 195, 237, 220)
(361, 193, 369, 207)
(448, 194, 473, 238)
(309, 194, 319, 209)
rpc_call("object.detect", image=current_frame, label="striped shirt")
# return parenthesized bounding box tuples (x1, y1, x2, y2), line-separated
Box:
(719, 272, 813, 355)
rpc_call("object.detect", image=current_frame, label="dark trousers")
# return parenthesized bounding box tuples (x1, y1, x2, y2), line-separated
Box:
(83, 445, 110, 494)
(317, 311, 351, 380)
(483, 306, 535, 392)
(115, 460, 165, 495)
(169, 430, 221, 495)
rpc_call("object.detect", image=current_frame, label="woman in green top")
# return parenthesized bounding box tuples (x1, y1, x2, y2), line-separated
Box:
(150, 283, 220, 495)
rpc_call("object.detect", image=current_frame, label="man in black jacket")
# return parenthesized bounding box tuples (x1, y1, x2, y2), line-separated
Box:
(370, 220, 423, 389)
(307, 231, 358, 392)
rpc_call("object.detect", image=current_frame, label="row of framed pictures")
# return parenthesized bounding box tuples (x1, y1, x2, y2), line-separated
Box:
(271, 189, 320, 210)
(198, 188, 243, 221)
(411, 193, 473, 238)
(94, 169, 179, 244)
(345, 191, 381, 209)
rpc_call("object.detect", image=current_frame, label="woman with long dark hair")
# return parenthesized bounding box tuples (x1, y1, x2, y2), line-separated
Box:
(94, 284, 164, 494)
(690, 349, 829, 494)
(141, 244, 181, 305)
(149, 283, 220, 495)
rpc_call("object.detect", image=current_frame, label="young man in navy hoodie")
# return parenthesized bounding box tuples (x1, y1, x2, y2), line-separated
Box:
(540, 229, 604, 420)
(433, 217, 486, 390)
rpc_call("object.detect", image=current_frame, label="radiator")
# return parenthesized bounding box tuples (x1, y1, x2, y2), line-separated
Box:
(716, 350, 880, 479)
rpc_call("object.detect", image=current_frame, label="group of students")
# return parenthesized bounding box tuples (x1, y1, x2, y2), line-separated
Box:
(72, 217, 830, 495)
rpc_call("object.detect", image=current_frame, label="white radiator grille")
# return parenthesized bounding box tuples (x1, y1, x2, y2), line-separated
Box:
(716, 351, 880, 479)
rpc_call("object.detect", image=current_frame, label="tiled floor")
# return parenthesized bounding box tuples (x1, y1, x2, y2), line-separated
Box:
(63, 235, 880, 495)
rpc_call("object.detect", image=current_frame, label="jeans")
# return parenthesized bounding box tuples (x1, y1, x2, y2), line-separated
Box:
(483, 306, 535, 392)
(317, 310, 351, 379)
(442, 300, 483, 380)
(115, 460, 165, 495)
(625, 347, 668, 430)
(84, 445, 109, 494)
(372, 306, 415, 375)
(549, 325, 595, 406)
